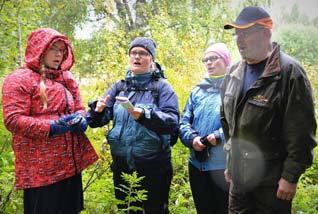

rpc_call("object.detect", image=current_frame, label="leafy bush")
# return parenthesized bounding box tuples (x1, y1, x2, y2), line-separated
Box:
(273, 24, 318, 65)
(115, 172, 148, 213)
(292, 185, 318, 214)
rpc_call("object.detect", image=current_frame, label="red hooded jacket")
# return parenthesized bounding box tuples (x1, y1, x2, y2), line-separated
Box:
(2, 28, 98, 189)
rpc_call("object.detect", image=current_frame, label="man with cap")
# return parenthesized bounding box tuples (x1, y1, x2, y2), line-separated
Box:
(180, 43, 231, 214)
(220, 6, 317, 213)
(87, 37, 179, 213)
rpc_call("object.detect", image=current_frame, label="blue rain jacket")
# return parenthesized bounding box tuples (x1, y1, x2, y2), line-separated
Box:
(180, 77, 226, 171)
(88, 71, 179, 169)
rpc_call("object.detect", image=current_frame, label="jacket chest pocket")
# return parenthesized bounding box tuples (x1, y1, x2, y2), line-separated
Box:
(238, 74, 282, 127)
(134, 91, 157, 109)
(247, 98, 272, 109)
(239, 92, 280, 131)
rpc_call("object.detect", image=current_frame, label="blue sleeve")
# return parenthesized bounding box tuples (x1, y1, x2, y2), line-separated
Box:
(213, 127, 226, 144)
(179, 90, 199, 148)
(87, 82, 118, 128)
(137, 81, 179, 135)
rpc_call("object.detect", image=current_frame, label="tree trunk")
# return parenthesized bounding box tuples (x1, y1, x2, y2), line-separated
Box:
(17, 12, 23, 66)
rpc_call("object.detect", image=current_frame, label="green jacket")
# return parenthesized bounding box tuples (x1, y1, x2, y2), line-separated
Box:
(220, 43, 317, 191)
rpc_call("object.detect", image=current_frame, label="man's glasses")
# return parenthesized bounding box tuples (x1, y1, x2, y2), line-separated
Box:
(49, 46, 67, 55)
(202, 56, 221, 63)
(129, 50, 150, 58)
(233, 26, 264, 38)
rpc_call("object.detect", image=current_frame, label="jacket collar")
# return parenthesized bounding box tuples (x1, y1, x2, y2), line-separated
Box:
(262, 42, 281, 77)
(230, 61, 245, 81)
(197, 76, 224, 90)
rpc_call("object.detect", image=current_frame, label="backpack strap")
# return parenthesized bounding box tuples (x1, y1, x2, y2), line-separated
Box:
(149, 79, 161, 105)
(114, 79, 128, 97)
(112, 76, 165, 109)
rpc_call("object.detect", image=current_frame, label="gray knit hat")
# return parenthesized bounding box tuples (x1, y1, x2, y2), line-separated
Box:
(128, 37, 157, 58)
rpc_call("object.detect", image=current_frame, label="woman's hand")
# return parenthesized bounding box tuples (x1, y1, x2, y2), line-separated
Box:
(192, 136, 206, 151)
(207, 133, 217, 146)
(127, 107, 143, 120)
(95, 95, 110, 112)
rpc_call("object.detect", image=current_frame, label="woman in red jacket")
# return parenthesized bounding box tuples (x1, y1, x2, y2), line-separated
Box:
(2, 28, 98, 213)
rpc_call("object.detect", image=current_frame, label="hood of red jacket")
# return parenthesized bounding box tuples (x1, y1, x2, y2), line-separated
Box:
(24, 28, 74, 72)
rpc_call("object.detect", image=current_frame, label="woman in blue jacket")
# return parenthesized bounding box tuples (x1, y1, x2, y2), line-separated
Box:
(180, 43, 231, 214)
(87, 37, 179, 214)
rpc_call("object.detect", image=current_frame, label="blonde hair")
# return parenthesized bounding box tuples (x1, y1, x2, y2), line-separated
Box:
(39, 64, 48, 109)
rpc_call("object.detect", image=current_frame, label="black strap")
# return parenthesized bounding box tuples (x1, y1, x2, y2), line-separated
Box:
(63, 87, 70, 114)
(114, 79, 161, 105)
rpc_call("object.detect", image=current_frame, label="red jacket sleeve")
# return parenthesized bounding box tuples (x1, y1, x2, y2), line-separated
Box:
(2, 70, 51, 138)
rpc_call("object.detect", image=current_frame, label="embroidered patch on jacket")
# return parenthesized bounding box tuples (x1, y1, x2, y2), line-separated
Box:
(252, 95, 268, 104)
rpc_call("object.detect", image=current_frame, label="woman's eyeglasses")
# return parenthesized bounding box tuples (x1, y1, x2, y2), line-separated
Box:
(49, 46, 67, 55)
(129, 50, 150, 58)
(202, 56, 221, 63)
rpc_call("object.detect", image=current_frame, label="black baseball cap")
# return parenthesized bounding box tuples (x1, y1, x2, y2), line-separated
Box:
(224, 6, 273, 29)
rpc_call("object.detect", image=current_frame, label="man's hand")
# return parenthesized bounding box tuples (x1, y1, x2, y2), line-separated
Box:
(276, 178, 297, 200)
(95, 95, 110, 112)
(192, 136, 206, 151)
(224, 169, 232, 183)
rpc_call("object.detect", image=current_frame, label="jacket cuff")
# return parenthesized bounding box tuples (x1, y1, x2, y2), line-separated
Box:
(213, 130, 222, 144)
(136, 108, 151, 122)
(281, 171, 300, 183)
(190, 133, 199, 148)
(282, 160, 307, 183)
(88, 100, 105, 118)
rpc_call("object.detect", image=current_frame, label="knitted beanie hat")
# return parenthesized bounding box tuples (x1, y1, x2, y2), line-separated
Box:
(205, 43, 231, 67)
(128, 37, 157, 58)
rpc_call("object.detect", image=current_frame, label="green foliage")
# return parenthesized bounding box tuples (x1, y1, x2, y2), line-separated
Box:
(81, 161, 117, 213)
(40, 0, 89, 38)
(73, 28, 128, 80)
(169, 142, 195, 213)
(0, 0, 89, 76)
(273, 24, 318, 65)
(292, 185, 318, 214)
(236, 0, 272, 7)
(0, 0, 43, 74)
(280, 4, 310, 25)
(80, 127, 119, 213)
(273, 2, 318, 65)
(114, 172, 148, 213)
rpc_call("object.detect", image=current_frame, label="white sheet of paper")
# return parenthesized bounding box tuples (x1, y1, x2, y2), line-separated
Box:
(115, 96, 134, 110)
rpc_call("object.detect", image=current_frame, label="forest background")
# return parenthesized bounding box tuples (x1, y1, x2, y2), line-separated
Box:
(1, 0, 318, 213)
